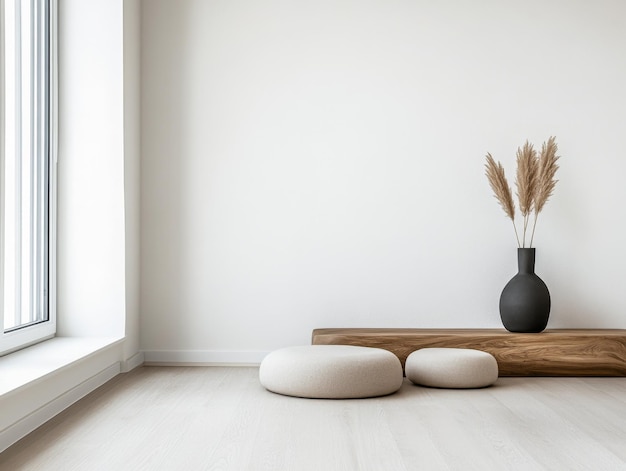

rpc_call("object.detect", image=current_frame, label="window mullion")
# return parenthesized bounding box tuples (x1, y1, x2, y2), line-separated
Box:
(41, 0, 50, 321)
(0, 0, 5, 323)
(30, 0, 38, 324)
(13, 0, 22, 329)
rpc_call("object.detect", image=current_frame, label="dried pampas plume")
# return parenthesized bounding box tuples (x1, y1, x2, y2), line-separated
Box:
(485, 137, 560, 248)
(485, 153, 520, 247)
(515, 141, 538, 247)
(530, 136, 560, 246)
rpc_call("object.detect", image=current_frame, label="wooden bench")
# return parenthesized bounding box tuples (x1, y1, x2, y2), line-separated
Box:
(311, 328, 626, 376)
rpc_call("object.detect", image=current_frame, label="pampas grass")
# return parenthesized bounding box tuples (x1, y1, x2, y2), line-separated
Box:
(531, 136, 560, 246)
(485, 153, 520, 247)
(485, 137, 560, 247)
(515, 141, 538, 247)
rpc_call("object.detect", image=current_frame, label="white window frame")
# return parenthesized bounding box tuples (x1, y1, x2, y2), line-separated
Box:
(0, 0, 57, 356)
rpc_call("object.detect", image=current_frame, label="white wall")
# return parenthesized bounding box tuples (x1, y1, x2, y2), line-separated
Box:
(58, 0, 125, 337)
(58, 0, 141, 366)
(140, 0, 626, 359)
(123, 0, 142, 366)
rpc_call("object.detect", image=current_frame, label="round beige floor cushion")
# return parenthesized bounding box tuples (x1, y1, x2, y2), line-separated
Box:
(405, 348, 499, 389)
(259, 345, 404, 399)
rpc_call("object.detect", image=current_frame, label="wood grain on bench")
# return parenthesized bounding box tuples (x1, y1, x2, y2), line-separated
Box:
(312, 328, 626, 376)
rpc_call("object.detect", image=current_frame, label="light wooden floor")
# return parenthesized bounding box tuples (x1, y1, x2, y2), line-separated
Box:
(1, 367, 626, 471)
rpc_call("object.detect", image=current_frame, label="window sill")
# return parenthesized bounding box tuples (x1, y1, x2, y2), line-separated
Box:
(0, 337, 121, 396)
(0, 336, 125, 452)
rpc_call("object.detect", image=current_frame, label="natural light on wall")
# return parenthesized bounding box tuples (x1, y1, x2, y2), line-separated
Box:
(1, 0, 56, 355)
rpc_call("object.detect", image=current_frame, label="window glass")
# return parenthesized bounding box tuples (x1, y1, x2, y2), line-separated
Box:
(1, 0, 55, 355)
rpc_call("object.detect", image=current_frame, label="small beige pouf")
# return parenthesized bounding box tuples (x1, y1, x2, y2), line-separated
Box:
(405, 348, 499, 389)
(260, 345, 404, 399)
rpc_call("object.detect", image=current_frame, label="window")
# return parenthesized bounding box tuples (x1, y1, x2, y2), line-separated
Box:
(1, 0, 56, 355)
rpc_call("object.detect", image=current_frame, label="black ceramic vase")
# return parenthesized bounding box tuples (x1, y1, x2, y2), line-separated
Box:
(499, 248, 550, 333)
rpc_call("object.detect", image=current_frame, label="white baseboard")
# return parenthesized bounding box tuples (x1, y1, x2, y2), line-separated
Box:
(0, 362, 120, 453)
(121, 351, 145, 372)
(143, 349, 269, 366)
